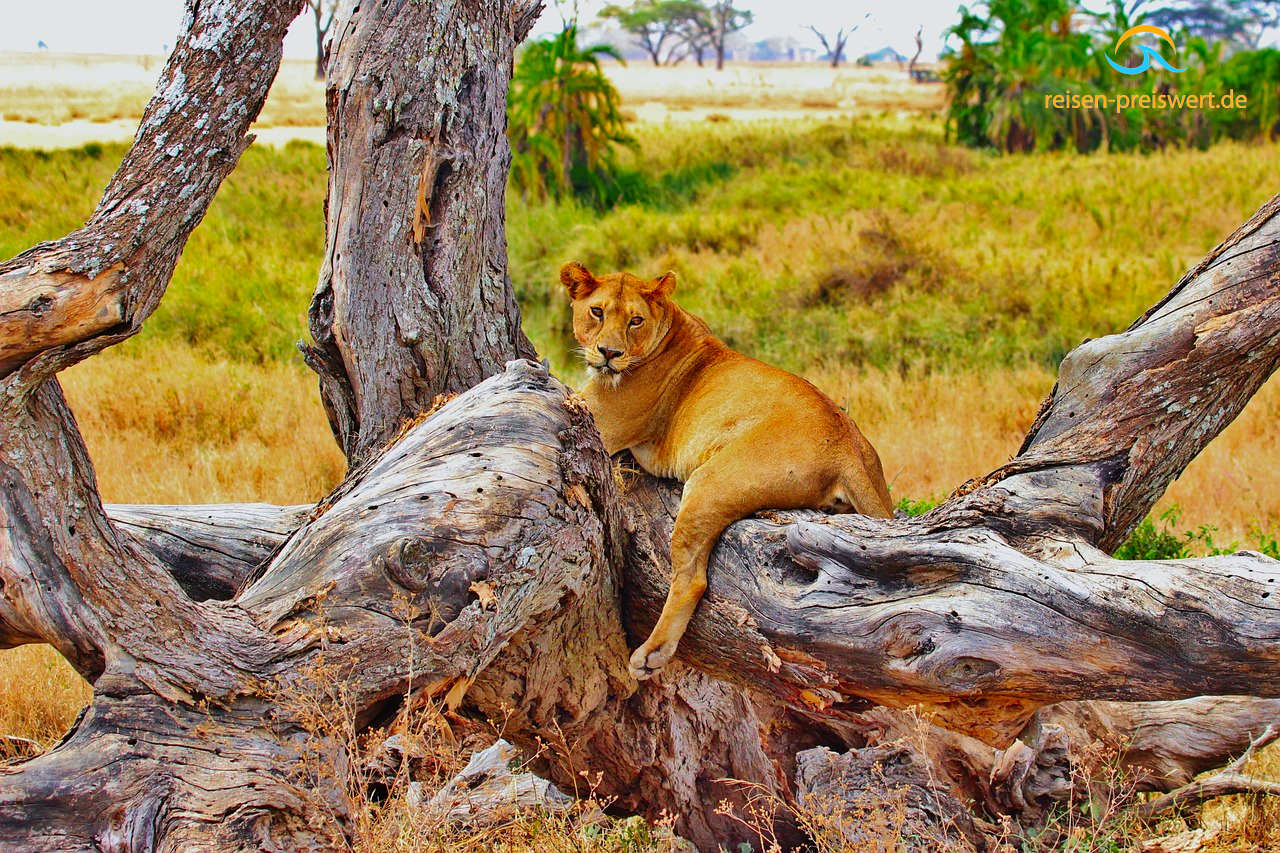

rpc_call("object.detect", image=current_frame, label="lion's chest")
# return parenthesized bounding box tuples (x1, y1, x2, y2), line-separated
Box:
(630, 433, 706, 483)
(630, 441, 674, 480)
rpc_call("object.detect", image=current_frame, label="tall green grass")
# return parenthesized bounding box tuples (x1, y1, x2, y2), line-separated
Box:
(3, 120, 1277, 380)
(0, 141, 325, 363)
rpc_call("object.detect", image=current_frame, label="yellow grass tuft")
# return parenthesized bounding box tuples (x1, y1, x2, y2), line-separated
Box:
(60, 340, 346, 504)
(0, 645, 91, 761)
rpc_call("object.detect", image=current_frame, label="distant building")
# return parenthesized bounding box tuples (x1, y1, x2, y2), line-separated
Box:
(860, 46, 908, 66)
(749, 36, 818, 63)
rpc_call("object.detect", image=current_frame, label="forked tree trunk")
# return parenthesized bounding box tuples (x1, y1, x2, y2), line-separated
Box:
(2, 0, 1280, 850)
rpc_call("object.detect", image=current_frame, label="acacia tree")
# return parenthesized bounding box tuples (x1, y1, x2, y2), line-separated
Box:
(704, 0, 752, 70)
(807, 14, 870, 68)
(2, 0, 1280, 850)
(601, 0, 702, 65)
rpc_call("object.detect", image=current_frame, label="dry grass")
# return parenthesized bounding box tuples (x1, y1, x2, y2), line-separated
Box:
(0, 52, 942, 146)
(816, 363, 1280, 543)
(0, 645, 92, 761)
(60, 340, 345, 505)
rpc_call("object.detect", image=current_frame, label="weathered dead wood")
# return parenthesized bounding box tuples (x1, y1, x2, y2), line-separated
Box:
(1132, 723, 1280, 819)
(108, 503, 310, 600)
(843, 698, 1280, 828)
(2, 0, 1280, 848)
(302, 0, 540, 463)
(993, 194, 1280, 550)
(618, 474, 1280, 746)
(0, 362, 789, 849)
(417, 739, 573, 826)
(793, 743, 984, 851)
(1033, 698, 1280, 790)
(90, 497, 1280, 824)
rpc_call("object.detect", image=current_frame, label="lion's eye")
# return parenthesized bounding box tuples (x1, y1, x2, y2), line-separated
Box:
(629, 316, 643, 327)
(590, 307, 603, 320)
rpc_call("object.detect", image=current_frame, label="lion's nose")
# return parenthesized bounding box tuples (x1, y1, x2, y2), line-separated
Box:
(597, 345, 622, 361)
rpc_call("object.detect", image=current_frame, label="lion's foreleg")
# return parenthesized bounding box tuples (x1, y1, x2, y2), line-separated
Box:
(628, 475, 737, 681)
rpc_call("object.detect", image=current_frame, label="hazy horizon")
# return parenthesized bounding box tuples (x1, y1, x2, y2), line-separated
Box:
(4, 1, 964, 63)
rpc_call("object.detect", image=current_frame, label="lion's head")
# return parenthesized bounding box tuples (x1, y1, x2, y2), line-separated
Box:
(560, 261, 676, 379)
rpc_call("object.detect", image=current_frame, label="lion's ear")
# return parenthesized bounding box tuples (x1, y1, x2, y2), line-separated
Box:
(647, 271, 677, 300)
(560, 261, 598, 300)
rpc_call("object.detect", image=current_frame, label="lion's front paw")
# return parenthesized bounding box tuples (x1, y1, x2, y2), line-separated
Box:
(628, 637, 676, 681)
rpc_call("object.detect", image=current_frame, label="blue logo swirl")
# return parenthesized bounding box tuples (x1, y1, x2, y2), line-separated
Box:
(1107, 25, 1187, 76)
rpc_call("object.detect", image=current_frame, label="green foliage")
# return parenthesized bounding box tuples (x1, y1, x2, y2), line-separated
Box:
(895, 497, 941, 516)
(508, 23, 636, 204)
(1113, 506, 1193, 559)
(3, 119, 1277, 379)
(0, 141, 325, 363)
(1114, 505, 1280, 559)
(600, 0, 705, 65)
(945, 0, 1280, 153)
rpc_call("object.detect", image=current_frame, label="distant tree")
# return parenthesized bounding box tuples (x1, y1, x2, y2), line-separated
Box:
(307, 0, 337, 80)
(806, 14, 871, 68)
(1143, 0, 1280, 49)
(704, 1, 752, 69)
(674, 11, 714, 66)
(909, 25, 924, 75)
(507, 22, 634, 199)
(601, 0, 705, 65)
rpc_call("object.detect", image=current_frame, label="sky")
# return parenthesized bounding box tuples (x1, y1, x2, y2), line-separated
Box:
(1, 1, 967, 61)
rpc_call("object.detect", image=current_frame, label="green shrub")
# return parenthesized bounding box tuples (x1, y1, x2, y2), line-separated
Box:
(945, 0, 1280, 153)
(895, 497, 940, 516)
(1113, 507, 1192, 559)
(507, 23, 635, 203)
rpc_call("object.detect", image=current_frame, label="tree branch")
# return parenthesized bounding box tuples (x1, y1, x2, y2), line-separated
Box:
(1132, 723, 1280, 819)
(109, 503, 311, 600)
(303, 0, 537, 463)
(0, 0, 306, 387)
(0, 0, 304, 692)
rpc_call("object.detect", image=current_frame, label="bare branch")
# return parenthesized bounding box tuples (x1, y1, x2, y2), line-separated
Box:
(1133, 724, 1280, 819)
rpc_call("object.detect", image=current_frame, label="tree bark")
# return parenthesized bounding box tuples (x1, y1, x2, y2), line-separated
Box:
(3, 0, 1280, 848)
(302, 0, 538, 464)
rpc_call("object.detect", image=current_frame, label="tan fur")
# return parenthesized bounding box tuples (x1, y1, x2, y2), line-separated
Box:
(561, 261, 893, 681)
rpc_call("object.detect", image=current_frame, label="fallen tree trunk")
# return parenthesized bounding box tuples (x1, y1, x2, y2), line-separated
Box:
(2, 0, 1280, 848)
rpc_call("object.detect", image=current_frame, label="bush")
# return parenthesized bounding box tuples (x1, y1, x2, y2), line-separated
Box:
(945, 0, 1280, 153)
(507, 23, 635, 203)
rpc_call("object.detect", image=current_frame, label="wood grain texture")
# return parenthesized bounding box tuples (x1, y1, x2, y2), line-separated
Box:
(109, 503, 310, 600)
(1, 0, 1279, 846)
(302, 0, 539, 463)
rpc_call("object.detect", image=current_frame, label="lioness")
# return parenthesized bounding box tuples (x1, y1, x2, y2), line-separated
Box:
(562, 261, 893, 681)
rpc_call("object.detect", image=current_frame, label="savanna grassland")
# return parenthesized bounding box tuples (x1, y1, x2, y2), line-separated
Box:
(3, 56, 1280, 849)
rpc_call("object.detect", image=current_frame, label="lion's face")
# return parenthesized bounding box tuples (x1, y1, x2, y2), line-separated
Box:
(561, 261, 676, 379)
